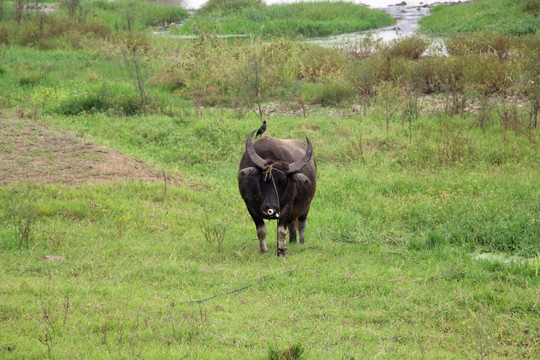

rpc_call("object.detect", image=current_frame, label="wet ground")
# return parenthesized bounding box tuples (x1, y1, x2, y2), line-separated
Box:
(173, 0, 471, 46)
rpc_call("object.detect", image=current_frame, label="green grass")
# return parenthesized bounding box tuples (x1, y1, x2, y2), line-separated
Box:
(176, 0, 395, 37)
(0, 0, 188, 46)
(86, 0, 189, 30)
(419, 0, 540, 36)
(1, 109, 539, 358)
(0, 12, 539, 358)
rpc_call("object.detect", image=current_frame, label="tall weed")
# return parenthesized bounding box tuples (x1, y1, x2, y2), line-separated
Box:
(57, 84, 143, 115)
(445, 32, 513, 58)
(2, 187, 38, 250)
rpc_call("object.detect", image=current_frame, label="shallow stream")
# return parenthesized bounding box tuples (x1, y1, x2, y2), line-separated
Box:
(172, 0, 471, 46)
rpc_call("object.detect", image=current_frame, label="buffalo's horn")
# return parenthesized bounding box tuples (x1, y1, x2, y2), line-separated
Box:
(287, 137, 313, 174)
(245, 129, 266, 169)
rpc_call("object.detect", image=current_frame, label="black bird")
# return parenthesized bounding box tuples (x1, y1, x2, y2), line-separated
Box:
(255, 120, 267, 138)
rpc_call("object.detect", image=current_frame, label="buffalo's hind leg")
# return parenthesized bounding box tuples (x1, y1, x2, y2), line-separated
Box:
(288, 218, 298, 244)
(298, 215, 308, 244)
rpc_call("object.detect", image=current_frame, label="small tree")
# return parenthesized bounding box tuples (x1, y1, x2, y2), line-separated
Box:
(15, 0, 25, 24)
(239, 49, 267, 121)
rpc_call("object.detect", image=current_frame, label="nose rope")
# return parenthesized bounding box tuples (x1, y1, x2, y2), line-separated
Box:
(263, 165, 284, 216)
(264, 165, 284, 256)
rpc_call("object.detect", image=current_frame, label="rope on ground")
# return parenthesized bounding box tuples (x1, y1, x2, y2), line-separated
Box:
(172, 265, 304, 306)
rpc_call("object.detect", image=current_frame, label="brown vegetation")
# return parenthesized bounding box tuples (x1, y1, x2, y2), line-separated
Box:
(0, 117, 180, 185)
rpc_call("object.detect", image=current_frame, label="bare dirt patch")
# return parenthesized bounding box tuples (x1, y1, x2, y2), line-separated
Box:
(0, 118, 181, 186)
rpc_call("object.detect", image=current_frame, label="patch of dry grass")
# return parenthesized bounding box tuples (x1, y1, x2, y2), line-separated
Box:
(0, 117, 181, 185)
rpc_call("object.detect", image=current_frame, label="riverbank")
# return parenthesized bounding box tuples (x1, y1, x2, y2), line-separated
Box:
(419, 0, 539, 36)
(173, 0, 395, 37)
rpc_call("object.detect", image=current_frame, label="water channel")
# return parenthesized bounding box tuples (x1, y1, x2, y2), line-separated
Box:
(169, 0, 471, 46)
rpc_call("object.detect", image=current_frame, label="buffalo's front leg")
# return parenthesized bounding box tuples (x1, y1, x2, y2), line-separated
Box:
(257, 223, 268, 253)
(277, 220, 288, 256)
(249, 210, 268, 253)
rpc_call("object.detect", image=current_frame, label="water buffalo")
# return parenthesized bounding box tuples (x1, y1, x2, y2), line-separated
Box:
(238, 129, 317, 256)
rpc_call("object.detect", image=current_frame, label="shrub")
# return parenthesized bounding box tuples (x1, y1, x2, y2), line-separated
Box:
(388, 56, 415, 86)
(411, 56, 449, 94)
(174, 28, 244, 106)
(445, 32, 513, 58)
(346, 35, 382, 61)
(348, 56, 386, 96)
(297, 45, 348, 82)
(4, 13, 112, 49)
(301, 79, 354, 106)
(461, 53, 510, 95)
(57, 84, 143, 116)
(383, 35, 429, 60)
(115, 31, 151, 53)
(268, 343, 304, 360)
(261, 37, 306, 84)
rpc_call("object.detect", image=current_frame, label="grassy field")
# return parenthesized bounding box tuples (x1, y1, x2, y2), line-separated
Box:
(85, 0, 189, 30)
(1, 0, 539, 359)
(419, 0, 540, 35)
(175, 0, 395, 37)
(1, 107, 539, 358)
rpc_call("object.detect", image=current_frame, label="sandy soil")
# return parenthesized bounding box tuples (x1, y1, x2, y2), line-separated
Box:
(0, 117, 182, 186)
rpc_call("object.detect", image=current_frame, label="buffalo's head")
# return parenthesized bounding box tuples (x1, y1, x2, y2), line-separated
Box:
(239, 130, 313, 219)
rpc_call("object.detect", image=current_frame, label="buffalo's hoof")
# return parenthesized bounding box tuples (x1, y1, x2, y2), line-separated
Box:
(277, 248, 287, 257)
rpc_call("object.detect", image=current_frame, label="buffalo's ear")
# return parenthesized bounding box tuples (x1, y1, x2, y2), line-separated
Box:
(291, 172, 310, 184)
(239, 167, 260, 177)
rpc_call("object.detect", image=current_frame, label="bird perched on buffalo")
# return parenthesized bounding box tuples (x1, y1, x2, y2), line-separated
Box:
(255, 120, 267, 138)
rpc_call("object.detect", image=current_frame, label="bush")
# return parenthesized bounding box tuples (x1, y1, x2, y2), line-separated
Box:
(348, 56, 386, 96)
(461, 53, 510, 95)
(261, 38, 306, 83)
(383, 35, 429, 60)
(268, 343, 304, 360)
(297, 45, 349, 82)
(57, 84, 143, 116)
(173, 28, 244, 106)
(446, 32, 513, 58)
(115, 31, 151, 53)
(2, 13, 111, 49)
(410, 56, 448, 94)
(301, 79, 354, 106)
